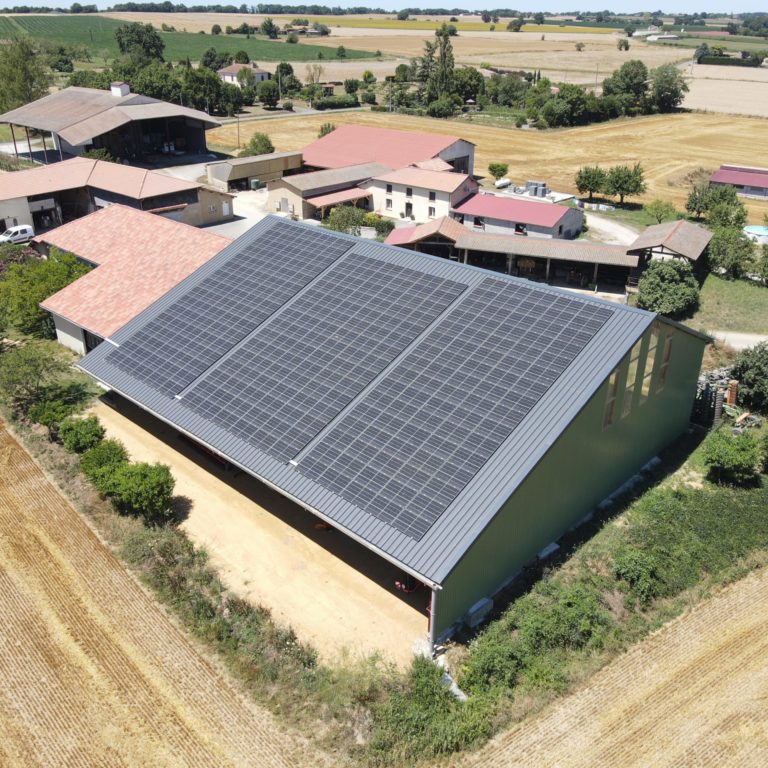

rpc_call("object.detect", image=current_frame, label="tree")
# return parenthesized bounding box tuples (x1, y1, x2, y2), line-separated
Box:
(80, 439, 129, 481)
(362, 70, 376, 86)
(115, 22, 165, 64)
(453, 67, 485, 102)
(0, 38, 52, 112)
(507, 17, 524, 32)
(256, 79, 279, 108)
(327, 206, 367, 235)
(481, 11, 491, 23)
(731, 342, 768, 413)
(0, 342, 69, 416)
(604, 163, 646, 205)
(260, 17, 279, 39)
(0, 249, 90, 338)
(343, 78, 359, 94)
(708, 200, 747, 229)
(488, 163, 509, 180)
(702, 430, 761, 485)
(617, 38, 630, 51)
(624, 24, 636, 36)
(648, 64, 688, 112)
(200, 47, 233, 72)
(237, 67, 257, 90)
(59, 415, 105, 453)
(575, 41, 585, 51)
(574, 165, 607, 201)
(396, 9, 409, 21)
(234, 50, 249, 64)
(420, 25, 455, 105)
(708, 227, 755, 279)
(534, 12, 545, 24)
(426, 97, 455, 118)
(102, 461, 176, 523)
(644, 199, 677, 223)
(636, 260, 699, 317)
(336, 45, 347, 59)
(239, 131, 274, 157)
(211, 24, 222, 35)
(686, 181, 710, 218)
(394, 63, 411, 82)
(602, 59, 649, 113)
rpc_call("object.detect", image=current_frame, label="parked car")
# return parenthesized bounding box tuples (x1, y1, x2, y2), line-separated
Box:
(0, 224, 34, 244)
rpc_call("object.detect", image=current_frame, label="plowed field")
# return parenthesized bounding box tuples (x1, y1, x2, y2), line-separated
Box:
(0, 422, 326, 768)
(457, 566, 768, 768)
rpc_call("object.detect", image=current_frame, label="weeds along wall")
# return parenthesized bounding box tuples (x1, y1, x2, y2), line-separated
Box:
(435, 318, 707, 638)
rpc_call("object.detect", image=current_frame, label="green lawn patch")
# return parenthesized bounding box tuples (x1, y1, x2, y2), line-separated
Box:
(8, 15, 374, 62)
(689, 274, 768, 335)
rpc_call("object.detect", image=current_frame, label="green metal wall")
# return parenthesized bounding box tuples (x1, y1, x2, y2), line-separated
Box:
(434, 319, 706, 638)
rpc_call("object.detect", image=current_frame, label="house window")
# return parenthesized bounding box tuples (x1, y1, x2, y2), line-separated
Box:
(621, 339, 644, 418)
(406, 187, 413, 198)
(385, 198, 392, 210)
(429, 191, 436, 201)
(386, 183, 392, 194)
(640, 322, 661, 403)
(657, 328, 674, 391)
(428, 206, 436, 218)
(603, 367, 621, 428)
(473, 216, 484, 228)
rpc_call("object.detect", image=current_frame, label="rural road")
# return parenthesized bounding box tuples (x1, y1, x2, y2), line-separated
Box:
(709, 331, 768, 351)
(0, 422, 332, 768)
(584, 212, 639, 245)
(458, 567, 768, 768)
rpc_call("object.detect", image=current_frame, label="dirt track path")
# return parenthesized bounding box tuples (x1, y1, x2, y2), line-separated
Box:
(458, 567, 768, 768)
(0, 423, 328, 768)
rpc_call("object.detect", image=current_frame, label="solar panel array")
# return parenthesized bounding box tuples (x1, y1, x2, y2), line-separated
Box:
(299, 278, 614, 540)
(182, 255, 465, 462)
(107, 222, 352, 395)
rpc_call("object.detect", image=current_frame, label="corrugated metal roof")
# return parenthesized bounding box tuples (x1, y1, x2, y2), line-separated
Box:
(284, 162, 391, 193)
(0, 86, 219, 146)
(453, 194, 572, 227)
(627, 220, 713, 261)
(78, 216, 672, 586)
(456, 231, 639, 267)
(710, 165, 768, 190)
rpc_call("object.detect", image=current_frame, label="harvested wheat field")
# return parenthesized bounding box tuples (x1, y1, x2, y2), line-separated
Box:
(208, 110, 768, 223)
(456, 566, 768, 768)
(0, 422, 327, 768)
(684, 64, 768, 118)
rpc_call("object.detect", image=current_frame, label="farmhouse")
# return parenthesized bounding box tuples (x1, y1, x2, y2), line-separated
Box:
(0, 156, 234, 232)
(709, 164, 768, 199)
(0, 84, 219, 163)
(217, 62, 271, 86)
(266, 162, 388, 219)
(206, 151, 303, 192)
(38, 205, 231, 355)
(301, 125, 475, 175)
(366, 167, 478, 222)
(77, 217, 707, 645)
(451, 194, 585, 239)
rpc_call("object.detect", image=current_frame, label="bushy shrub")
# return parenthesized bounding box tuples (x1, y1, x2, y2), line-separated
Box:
(80, 438, 129, 480)
(460, 621, 521, 693)
(636, 260, 699, 318)
(612, 547, 660, 606)
(731, 342, 768, 413)
(281, 100, 293, 111)
(59, 414, 104, 453)
(360, 89, 376, 104)
(426, 96, 455, 118)
(364, 212, 395, 237)
(702, 429, 761, 485)
(100, 461, 175, 523)
(28, 398, 79, 439)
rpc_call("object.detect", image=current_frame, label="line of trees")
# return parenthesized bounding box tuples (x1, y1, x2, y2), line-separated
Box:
(574, 163, 646, 206)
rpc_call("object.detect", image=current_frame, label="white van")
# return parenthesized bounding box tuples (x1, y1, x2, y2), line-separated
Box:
(0, 224, 34, 244)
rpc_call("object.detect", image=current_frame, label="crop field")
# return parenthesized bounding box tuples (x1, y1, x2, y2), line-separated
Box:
(457, 565, 768, 768)
(0, 14, 373, 61)
(0, 422, 323, 768)
(685, 64, 768, 118)
(207, 110, 768, 223)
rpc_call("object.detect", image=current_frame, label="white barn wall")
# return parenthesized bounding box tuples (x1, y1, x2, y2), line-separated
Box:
(52, 314, 86, 355)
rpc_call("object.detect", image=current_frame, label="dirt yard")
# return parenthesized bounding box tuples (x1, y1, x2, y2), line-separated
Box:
(208, 110, 768, 223)
(0, 421, 325, 768)
(684, 64, 768, 118)
(92, 399, 429, 667)
(456, 565, 768, 768)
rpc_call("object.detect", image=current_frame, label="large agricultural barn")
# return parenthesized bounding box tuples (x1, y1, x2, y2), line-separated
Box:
(77, 217, 707, 644)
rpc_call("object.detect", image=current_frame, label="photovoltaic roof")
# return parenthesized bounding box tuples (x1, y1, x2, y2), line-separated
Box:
(79, 216, 654, 585)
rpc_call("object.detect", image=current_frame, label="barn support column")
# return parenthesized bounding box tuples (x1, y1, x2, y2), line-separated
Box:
(9, 124, 19, 160)
(428, 588, 439, 651)
(545, 258, 551, 281)
(592, 262, 599, 284)
(462, 249, 468, 264)
(24, 126, 33, 161)
(506, 253, 513, 275)
(41, 132, 49, 164)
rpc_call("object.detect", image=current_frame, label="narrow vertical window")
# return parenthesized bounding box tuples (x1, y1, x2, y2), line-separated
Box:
(640, 322, 660, 403)
(622, 339, 643, 418)
(603, 367, 620, 428)
(657, 328, 674, 391)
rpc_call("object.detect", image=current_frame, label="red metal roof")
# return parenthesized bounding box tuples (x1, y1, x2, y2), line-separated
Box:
(710, 166, 768, 190)
(302, 125, 464, 170)
(39, 205, 231, 338)
(452, 194, 570, 228)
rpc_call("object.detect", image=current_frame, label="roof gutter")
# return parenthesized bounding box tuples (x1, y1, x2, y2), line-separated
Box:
(77, 369, 442, 591)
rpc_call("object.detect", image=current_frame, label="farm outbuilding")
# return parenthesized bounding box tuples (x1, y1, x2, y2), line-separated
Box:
(710, 164, 768, 199)
(206, 151, 303, 192)
(77, 217, 707, 646)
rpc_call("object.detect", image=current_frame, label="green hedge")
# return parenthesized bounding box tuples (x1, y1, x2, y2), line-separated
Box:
(697, 55, 760, 67)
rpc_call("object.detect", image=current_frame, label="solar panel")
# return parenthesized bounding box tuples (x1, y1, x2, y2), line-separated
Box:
(182, 254, 466, 462)
(298, 278, 614, 540)
(106, 222, 352, 395)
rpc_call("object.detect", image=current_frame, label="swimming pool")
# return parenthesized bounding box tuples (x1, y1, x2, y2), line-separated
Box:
(744, 225, 768, 243)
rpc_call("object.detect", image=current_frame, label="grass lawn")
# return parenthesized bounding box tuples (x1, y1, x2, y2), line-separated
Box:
(689, 274, 768, 335)
(2, 15, 374, 62)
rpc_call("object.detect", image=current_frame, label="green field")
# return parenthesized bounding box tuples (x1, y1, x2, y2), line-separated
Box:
(653, 35, 768, 54)
(690, 274, 768, 335)
(0, 14, 374, 61)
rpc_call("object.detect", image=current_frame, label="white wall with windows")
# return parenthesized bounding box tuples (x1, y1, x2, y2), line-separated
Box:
(367, 178, 476, 223)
